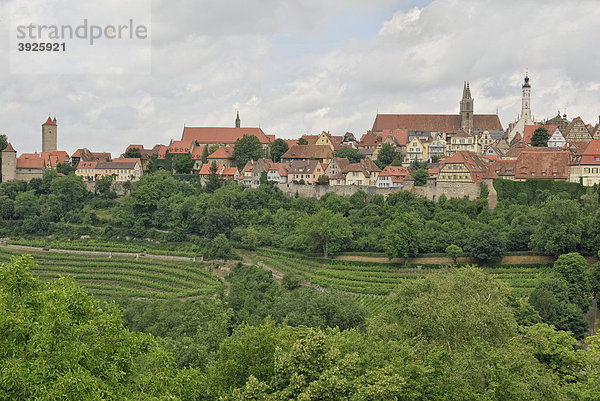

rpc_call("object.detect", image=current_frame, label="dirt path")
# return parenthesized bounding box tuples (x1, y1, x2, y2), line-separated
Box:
(335, 254, 556, 265)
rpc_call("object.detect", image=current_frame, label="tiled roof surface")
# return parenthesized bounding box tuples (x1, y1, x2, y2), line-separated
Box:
(181, 127, 271, 145)
(372, 114, 502, 132)
(514, 150, 570, 180)
(281, 144, 333, 160)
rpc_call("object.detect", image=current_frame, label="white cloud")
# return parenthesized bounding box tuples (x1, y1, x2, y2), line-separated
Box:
(0, 0, 599, 157)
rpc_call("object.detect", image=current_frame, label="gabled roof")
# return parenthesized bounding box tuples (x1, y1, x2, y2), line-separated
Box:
(199, 163, 224, 175)
(514, 149, 570, 180)
(372, 114, 503, 132)
(300, 135, 319, 144)
(359, 131, 379, 147)
(191, 145, 206, 159)
(579, 140, 600, 165)
(16, 156, 45, 169)
(181, 127, 271, 145)
(379, 165, 411, 178)
(281, 144, 333, 160)
(376, 129, 408, 146)
(169, 140, 194, 154)
(289, 159, 321, 175)
(208, 146, 234, 159)
(440, 151, 488, 182)
(269, 162, 289, 177)
(563, 116, 592, 140)
(77, 161, 98, 169)
(112, 158, 141, 166)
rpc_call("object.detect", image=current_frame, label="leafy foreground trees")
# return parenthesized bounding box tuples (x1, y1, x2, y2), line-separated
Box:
(4, 256, 600, 400)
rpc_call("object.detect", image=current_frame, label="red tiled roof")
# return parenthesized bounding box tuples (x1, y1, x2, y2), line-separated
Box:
(269, 162, 289, 177)
(376, 129, 409, 146)
(289, 159, 322, 175)
(440, 151, 488, 182)
(208, 146, 234, 159)
(3, 143, 16, 152)
(222, 167, 238, 177)
(16, 156, 45, 169)
(281, 144, 333, 160)
(181, 127, 271, 145)
(42, 116, 56, 126)
(191, 145, 206, 159)
(514, 149, 570, 180)
(379, 166, 411, 178)
(580, 140, 600, 165)
(372, 114, 503, 132)
(300, 135, 319, 144)
(359, 131, 379, 147)
(198, 163, 223, 175)
(77, 161, 98, 169)
(112, 158, 141, 165)
(283, 139, 298, 148)
(169, 140, 194, 154)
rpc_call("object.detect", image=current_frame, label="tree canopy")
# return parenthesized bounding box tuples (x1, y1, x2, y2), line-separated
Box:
(531, 127, 550, 147)
(233, 134, 264, 168)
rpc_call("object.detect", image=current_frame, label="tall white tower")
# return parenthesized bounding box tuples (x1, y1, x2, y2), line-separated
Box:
(508, 72, 534, 141)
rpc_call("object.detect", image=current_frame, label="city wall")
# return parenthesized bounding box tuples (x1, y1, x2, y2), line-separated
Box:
(277, 179, 493, 203)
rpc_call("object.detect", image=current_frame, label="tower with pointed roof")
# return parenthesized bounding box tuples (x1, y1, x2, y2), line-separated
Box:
(508, 72, 535, 141)
(460, 82, 474, 130)
(42, 115, 57, 153)
(235, 111, 241, 128)
(2, 143, 17, 182)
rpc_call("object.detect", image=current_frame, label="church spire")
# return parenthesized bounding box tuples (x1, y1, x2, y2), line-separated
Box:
(235, 111, 241, 128)
(460, 81, 474, 130)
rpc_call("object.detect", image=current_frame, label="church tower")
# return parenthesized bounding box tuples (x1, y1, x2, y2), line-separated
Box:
(460, 82, 474, 130)
(2, 143, 17, 182)
(521, 73, 532, 122)
(508, 72, 534, 141)
(235, 111, 241, 128)
(42, 115, 57, 153)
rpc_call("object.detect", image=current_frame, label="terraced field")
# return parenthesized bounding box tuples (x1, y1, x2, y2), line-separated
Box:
(0, 247, 224, 301)
(246, 248, 549, 316)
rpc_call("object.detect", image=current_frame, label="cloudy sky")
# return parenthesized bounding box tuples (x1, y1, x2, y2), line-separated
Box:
(1, 0, 599, 156)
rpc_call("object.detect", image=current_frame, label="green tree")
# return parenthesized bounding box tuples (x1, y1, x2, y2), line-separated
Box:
(209, 143, 223, 155)
(297, 137, 308, 145)
(0, 255, 175, 400)
(317, 174, 329, 185)
(467, 225, 505, 263)
(124, 147, 142, 158)
(13, 191, 40, 218)
(553, 252, 591, 312)
(445, 244, 463, 263)
(377, 143, 396, 166)
(411, 168, 429, 186)
(55, 162, 76, 175)
(94, 174, 114, 196)
(201, 145, 209, 163)
(334, 147, 364, 163)
(205, 161, 224, 193)
(531, 127, 550, 147)
(172, 153, 194, 173)
(270, 138, 289, 163)
(233, 135, 264, 168)
(296, 208, 352, 257)
(383, 213, 423, 261)
(205, 233, 232, 260)
(530, 197, 583, 256)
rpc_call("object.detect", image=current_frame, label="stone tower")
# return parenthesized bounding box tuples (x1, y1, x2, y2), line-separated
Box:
(235, 111, 241, 128)
(42, 116, 57, 153)
(2, 143, 17, 182)
(460, 82, 474, 130)
(521, 73, 532, 123)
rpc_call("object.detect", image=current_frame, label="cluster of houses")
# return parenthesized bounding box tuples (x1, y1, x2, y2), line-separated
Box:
(3, 74, 600, 196)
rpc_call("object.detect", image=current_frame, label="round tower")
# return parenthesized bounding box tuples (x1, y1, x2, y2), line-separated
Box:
(2, 143, 17, 182)
(42, 115, 57, 153)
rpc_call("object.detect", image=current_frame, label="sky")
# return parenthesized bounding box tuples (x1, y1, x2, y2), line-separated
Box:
(1, 0, 599, 156)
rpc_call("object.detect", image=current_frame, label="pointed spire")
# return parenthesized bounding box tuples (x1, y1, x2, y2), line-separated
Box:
(235, 111, 241, 128)
(43, 115, 56, 126)
(3, 142, 16, 152)
(523, 70, 530, 88)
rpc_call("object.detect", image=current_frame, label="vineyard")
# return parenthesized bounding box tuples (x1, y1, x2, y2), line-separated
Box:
(0, 247, 224, 301)
(245, 248, 549, 316)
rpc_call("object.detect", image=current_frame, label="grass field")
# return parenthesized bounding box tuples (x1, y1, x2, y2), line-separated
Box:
(0, 247, 224, 301)
(245, 248, 549, 316)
